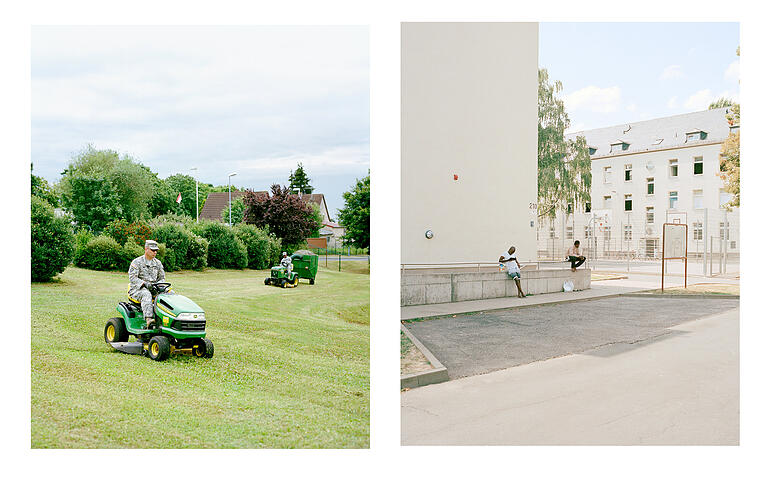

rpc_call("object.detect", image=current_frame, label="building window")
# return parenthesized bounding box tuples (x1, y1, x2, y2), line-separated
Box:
(669, 191, 678, 209)
(589, 147, 597, 156)
(566, 226, 573, 239)
(623, 224, 632, 241)
(646, 206, 655, 224)
(669, 159, 678, 177)
(603, 195, 612, 208)
(720, 222, 730, 240)
(686, 131, 707, 142)
(652, 138, 663, 145)
(625, 164, 632, 181)
(719, 189, 732, 208)
(610, 143, 628, 153)
(693, 156, 704, 175)
(731, 240, 737, 249)
(693, 189, 704, 209)
(585, 202, 591, 213)
(549, 226, 556, 239)
(604, 226, 612, 241)
(693, 222, 703, 241)
(585, 225, 593, 238)
(624, 194, 633, 211)
(566, 203, 573, 214)
(603, 166, 612, 183)
(647, 177, 654, 195)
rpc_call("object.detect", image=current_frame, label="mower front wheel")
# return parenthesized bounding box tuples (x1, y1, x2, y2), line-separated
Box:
(192, 338, 215, 358)
(147, 335, 171, 361)
(264, 277, 270, 285)
(105, 317, 129, 344)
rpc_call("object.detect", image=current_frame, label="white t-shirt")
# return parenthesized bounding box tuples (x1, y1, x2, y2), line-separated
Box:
(501, 251, 520, 273)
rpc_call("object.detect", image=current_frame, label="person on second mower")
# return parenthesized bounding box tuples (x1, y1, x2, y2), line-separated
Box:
(128, 239, 166, 328)
(280, 251, 293, 274)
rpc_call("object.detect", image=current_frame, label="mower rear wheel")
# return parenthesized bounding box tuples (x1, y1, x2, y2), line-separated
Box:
(105, 317, 129, 344)
(309, 278, 315, 285)
(280, 279, 286, 288)
(147, 335, 171, 361)
(193, 338, 215, 358)
(264, 277, 270, 285)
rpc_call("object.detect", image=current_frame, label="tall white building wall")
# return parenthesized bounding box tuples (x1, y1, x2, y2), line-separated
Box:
(401, 22, 539, 265)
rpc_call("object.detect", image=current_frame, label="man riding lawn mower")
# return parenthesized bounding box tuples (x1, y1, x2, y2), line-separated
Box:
(264, 250, 318, 288)
(103, 240, 214, 361)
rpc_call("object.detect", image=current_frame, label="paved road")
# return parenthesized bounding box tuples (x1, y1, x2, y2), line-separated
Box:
(402, 306, 739, 445)
(404, 296, 739, 379)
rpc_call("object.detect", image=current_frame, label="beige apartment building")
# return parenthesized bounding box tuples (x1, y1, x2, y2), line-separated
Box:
(401, 22, 539, 267)
(539, 107, 739, 261)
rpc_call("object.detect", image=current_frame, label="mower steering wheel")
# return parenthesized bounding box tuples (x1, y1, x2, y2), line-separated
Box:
(152, 282, 172, 293)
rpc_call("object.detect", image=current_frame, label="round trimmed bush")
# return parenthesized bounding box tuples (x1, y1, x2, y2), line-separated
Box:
(76, 235, 124, 271)
(192, 221, 247, 269)
(234, 224, 282, 269)
(31, 195, 75, 282)
(187, 234, 209, 270)
(104, 219, 152, 246)
(151, 223, 208, 271)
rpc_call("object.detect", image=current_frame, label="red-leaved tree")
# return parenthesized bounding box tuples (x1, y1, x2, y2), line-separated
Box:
(242, 184, 320, 249)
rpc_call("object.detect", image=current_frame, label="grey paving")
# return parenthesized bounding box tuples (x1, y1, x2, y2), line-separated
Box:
(403, 296, 739, 379)
(402, 308, 739, 445)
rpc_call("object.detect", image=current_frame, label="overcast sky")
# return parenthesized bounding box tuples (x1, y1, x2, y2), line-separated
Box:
(32, 25, 369, 217)
(540, 22, 740, 133)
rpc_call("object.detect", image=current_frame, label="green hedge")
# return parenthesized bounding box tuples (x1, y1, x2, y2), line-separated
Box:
(103, 219, 152, 246)
(234, 224, 281, 269)
(75, 235, 126, 271)
(191, 221, 247, 269)
(151, 223, 208, 271)
(31, 196, 75, 282)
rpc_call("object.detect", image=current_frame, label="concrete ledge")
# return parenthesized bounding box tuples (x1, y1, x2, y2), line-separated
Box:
(624, 293, 740, 299)
(401, 324, 449, 389)
(402, 268, 591, 306)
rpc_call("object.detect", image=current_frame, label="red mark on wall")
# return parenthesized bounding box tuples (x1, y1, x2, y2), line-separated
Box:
(453, 174, 458, 181)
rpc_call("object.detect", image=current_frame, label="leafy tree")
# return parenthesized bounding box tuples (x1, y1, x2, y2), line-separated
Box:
(708, 98, 734, 110)
(221, 197, 246, 225)
(58, 145, 155, 224)
(537, 68, 592, 219)
(241, 184, 320, 250)
(166, 174, 201, 218)
(31, 164, 58, 206)
(720, 104, 740, 209)
(337, 174, 370, 250)
(309, 204, 323, 237)
(148, 176, 176, 217)
(62, 176, 123, 232)
(31, 195, 75, 282)
(288, 162, 314, 194)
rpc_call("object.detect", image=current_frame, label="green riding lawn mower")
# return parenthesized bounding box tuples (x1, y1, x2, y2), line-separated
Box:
(104, 282, 214, 361)
(264, 252, 319, 288)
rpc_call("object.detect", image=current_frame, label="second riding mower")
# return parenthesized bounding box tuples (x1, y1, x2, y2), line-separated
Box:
(104, 282, 214, 361)
(264, 252, 318, 288)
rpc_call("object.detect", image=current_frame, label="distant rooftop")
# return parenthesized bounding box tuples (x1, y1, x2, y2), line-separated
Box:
(566, 107, 736, 158)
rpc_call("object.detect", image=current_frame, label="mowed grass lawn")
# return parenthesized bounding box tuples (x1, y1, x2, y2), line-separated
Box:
(31, 265, 369, 448)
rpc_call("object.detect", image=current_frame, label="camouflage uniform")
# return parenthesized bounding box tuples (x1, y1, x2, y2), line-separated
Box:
(128, 255, 166, 319)
(281, 255, 293, 274)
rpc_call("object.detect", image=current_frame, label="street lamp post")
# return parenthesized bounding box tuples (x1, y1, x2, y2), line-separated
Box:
(228, 172, 237, 226)
(190, 167, 199, 223)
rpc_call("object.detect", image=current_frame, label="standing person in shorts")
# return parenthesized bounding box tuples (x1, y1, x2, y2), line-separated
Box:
(499, 246, 526, 298)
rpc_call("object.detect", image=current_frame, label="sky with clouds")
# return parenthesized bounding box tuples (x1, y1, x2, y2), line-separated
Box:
(539, 22, 740, 133)
(32, 26, 369, 217)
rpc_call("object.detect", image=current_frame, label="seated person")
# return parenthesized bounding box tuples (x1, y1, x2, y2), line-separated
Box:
(280, 251, 293, 274)
(128, 240, 166, 328)
(566, 240, 587, 271)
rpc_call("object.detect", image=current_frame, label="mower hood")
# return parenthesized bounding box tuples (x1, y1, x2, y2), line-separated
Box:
(156, 293, 204, 317)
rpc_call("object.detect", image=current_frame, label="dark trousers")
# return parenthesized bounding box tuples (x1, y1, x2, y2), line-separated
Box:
(568, 255, 586, 269)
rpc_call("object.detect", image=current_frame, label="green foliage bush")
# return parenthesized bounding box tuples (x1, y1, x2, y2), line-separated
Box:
(73, 229, 94, 267)
(122, 240, 145, 264)
(31, 195, 75, 282)
(148, 213, 196, 229)
(234, 224, 282, 269)
(76, 235, 125, 271)
(151, 223, 208, 271)
(192, 221, 247, 269)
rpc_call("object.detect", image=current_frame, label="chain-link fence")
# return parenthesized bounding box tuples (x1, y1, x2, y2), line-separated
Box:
(536, 207, 739, 276)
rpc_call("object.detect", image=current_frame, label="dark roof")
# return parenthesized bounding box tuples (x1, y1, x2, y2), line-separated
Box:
(566, 107, 734, 158)
(199, 190, 329, 222)
(200, 191, 256, 221)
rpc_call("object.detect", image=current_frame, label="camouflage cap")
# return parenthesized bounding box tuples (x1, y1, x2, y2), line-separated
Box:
(145, 240, 159, 250)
